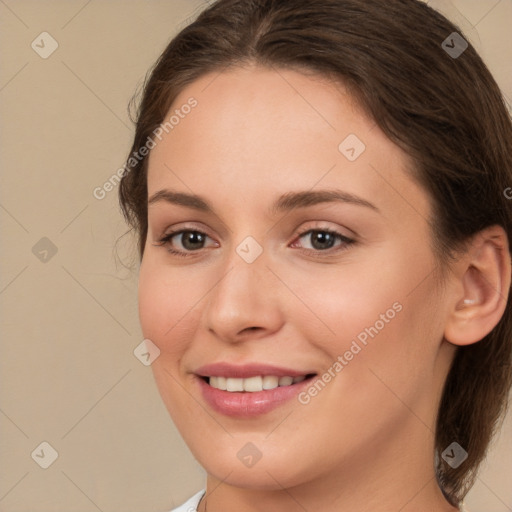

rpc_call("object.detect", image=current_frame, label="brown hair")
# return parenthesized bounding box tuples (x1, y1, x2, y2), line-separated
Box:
(119, 0, 512, 504)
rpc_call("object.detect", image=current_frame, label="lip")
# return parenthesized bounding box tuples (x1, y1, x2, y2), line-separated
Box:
(195, 362, 313, 379)
(194, 362, 316, 417)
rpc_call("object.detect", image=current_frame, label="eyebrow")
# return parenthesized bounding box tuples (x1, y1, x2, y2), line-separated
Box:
(147, 188, 379, 214)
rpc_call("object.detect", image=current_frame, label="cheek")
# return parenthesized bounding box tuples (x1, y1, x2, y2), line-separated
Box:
(138, 258, 207, 426)
(283, 245, 441, 378)
(275, 256, 407, 349)
(138, 257, 203, 355)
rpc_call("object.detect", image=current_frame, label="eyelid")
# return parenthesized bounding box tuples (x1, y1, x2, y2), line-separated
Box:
(289, 224, 356, 256)
(293, 221, 356, 241)
(152, 223, 219, 255)
(153, 221, 356, 257)
(156, 222, 215, 240)
(160, 230, 217, 246)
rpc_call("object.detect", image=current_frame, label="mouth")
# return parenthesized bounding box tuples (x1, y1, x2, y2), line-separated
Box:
(194, 363, 317, 417)
(201, 374, 316, 392)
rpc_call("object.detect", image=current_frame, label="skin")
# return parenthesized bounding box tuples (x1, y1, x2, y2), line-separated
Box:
(138, 65, 510, 511)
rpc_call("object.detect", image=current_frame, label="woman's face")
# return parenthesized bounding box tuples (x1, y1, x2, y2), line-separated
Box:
(139, 66, 455, 493)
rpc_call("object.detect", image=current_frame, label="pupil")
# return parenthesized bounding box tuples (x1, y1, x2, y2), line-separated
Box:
(312, 231, 335, 250)
(183, 231, 205, 250)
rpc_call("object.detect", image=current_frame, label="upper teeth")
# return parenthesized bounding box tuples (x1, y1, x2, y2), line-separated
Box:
(208, 375, 306, 392)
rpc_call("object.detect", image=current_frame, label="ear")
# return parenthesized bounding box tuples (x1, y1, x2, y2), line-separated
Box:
(444, 225, 511, 346)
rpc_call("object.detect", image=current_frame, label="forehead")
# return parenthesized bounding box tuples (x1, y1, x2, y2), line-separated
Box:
(146, 65, 430, 222)
(154, 65, 368, 164)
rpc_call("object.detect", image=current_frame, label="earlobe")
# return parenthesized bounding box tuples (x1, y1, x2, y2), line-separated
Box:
(444, 225, 511, 346)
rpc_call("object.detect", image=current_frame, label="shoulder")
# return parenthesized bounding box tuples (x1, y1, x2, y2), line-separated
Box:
(168, 489, 205, 512)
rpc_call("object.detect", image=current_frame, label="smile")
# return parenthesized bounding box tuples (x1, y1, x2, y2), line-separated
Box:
(195, 363, 317, 417)
(206, 375, 308, 392)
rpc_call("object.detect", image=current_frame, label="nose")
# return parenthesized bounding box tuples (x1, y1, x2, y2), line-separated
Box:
(202, 250, 285, 343)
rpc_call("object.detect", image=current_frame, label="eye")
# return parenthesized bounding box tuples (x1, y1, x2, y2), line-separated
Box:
(155, 229, 217, 256)
(292, 228, 355, 253)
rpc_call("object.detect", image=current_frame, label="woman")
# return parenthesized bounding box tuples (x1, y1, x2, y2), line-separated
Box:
(119, 0, 512, 510)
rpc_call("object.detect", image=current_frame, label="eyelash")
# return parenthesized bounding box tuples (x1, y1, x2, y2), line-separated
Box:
(293, 227, 355, 255)
(155, 227, 355, 259)
(156, 230, 215, 258)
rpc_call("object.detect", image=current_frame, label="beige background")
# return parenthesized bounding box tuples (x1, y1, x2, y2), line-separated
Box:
(0, 1, 511, 511)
